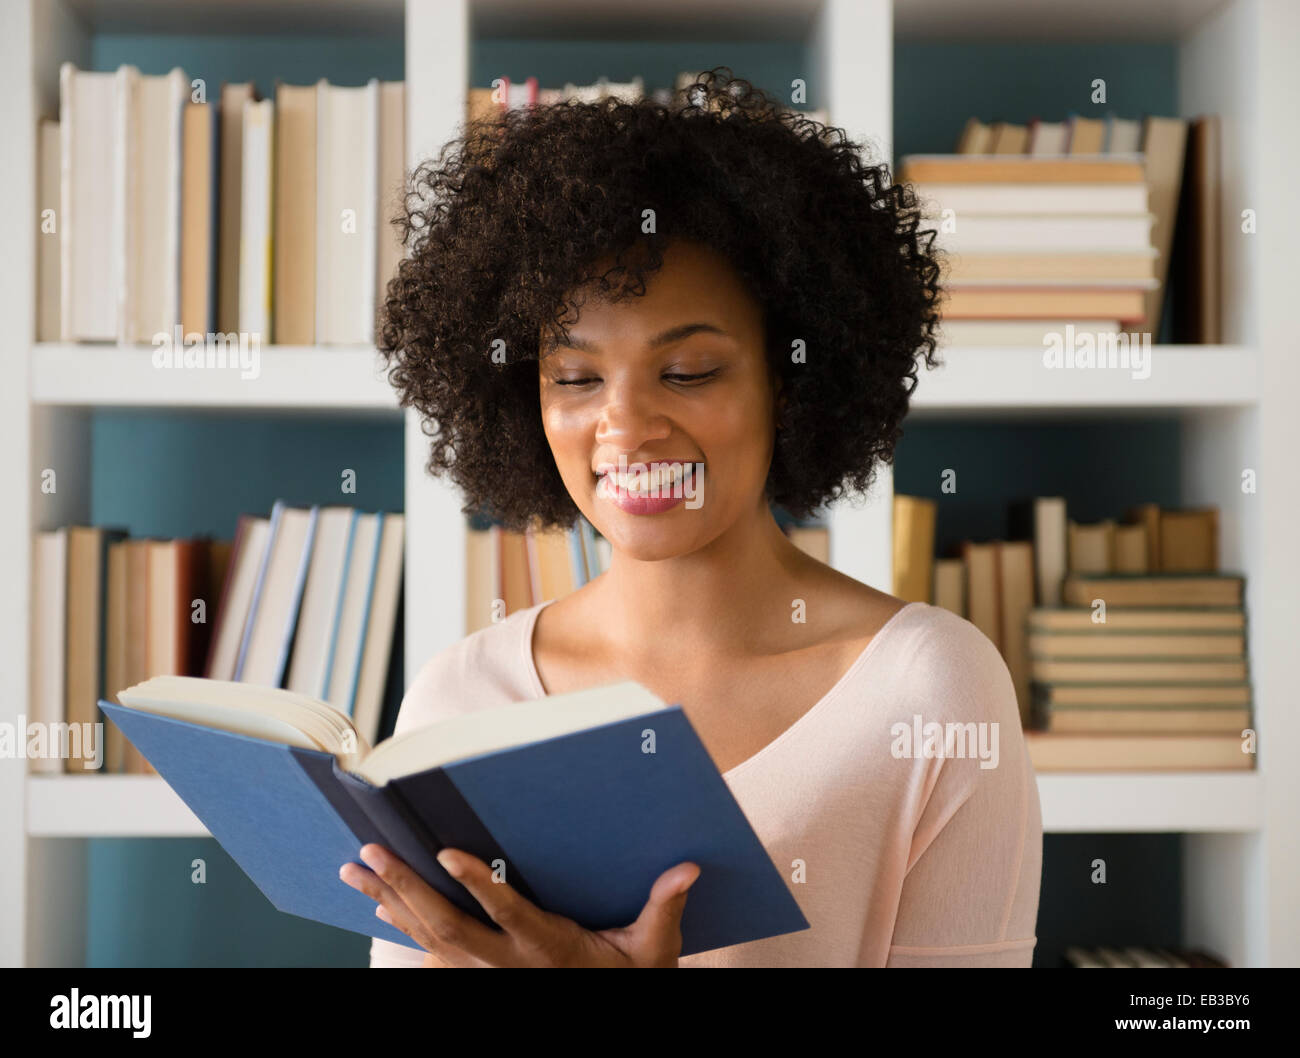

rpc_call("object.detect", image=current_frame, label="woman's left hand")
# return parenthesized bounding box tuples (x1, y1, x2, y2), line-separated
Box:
(340, 843, 700, 967)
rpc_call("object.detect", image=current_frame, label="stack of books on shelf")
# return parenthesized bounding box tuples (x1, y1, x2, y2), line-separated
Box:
(42, 66, 405, 345)
(1063, 946, 1228, 968)
(899, 110, 1220, 345)
(29, 501, 404, 775)
(893, 496, 1253, 771)
(465, 511, 828, 633)
(466, 72, 829, 126)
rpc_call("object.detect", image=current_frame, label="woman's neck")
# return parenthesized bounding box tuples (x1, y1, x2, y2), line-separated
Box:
(594, 503, 810, 665)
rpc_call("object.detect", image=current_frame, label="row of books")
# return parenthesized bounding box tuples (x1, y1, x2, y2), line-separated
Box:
(29, 502, 404, 774)
(892, 496, 1252, 770)
(900, 111, 1219, 345)
(1063, 946, 1228, 968)
(41, 66, 405, 346)
(466, 520, 611, 634)
(894, 497, 1222, 617)
(466, 72, 829, 124)
(465, 515, 828, 633)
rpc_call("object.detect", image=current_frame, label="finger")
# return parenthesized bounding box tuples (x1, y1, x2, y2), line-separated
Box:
(435, 848, 551, 950)
(340, 861, 482, 967)
(340, 861, 436, 947)
(357, 845, 512, 964)
(627, 862, 700, 963)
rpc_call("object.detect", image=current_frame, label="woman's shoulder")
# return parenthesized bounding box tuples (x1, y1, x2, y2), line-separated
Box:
(391, 602, 546, 737)
(859, 601, 1019, 723)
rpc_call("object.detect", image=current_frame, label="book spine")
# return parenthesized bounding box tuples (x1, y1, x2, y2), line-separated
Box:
(328, 764, 491, 925)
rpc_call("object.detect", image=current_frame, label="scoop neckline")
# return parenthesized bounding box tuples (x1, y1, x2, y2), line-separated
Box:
(519, 597, 923, 781)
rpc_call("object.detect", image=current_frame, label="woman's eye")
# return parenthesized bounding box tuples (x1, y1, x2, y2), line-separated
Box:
(664, 369, 721, 385)
(554, 377, 598, 387)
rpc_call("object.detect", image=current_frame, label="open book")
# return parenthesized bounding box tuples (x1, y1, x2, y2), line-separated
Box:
(102, 677, 808, 957)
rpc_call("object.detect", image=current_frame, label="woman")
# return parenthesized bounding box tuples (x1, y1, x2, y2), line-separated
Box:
(343, 70, 1042, 967)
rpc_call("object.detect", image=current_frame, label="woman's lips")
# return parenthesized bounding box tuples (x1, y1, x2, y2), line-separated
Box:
(595, 461, 700, 516)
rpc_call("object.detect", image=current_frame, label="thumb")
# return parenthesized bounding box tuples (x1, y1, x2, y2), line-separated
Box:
(629, 862, 701, 963)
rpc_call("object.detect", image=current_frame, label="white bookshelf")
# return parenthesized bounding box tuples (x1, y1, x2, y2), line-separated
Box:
(4, 0, 1297, 969)
(30, 343, 401, 411)
(24, 771, 1268, 838)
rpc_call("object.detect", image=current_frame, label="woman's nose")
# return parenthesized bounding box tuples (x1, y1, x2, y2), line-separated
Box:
(595, 381, 672, 449)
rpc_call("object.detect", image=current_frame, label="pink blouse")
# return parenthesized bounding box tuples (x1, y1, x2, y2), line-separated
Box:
(369, 600, 1042, 967)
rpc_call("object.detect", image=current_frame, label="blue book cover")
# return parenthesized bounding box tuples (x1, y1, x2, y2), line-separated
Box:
(233, 499, 284, 680)
(339, 511, 384, 718)
(319, 508, 360, 702)
(99, 696, 809, 957)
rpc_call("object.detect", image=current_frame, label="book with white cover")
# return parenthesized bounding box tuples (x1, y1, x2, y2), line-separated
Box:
(316, 79, 379, 344)
(323, 511, 382, 717)
(239, 98, 274, 342)
(119, 66, 188, 344)
(59, 65, 122, 341)
(239, 505, 316, 688)
(287, 507, 358, 699)
(351, 513, 404, 745)
(914, 183, 1149, 215)
(937, 319, 1123, 345)
(931, 213, 1156, 253)
(375, 81, 406, 322)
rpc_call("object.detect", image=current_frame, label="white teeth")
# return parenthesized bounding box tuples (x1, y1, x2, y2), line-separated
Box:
(604, 463, 692, 494)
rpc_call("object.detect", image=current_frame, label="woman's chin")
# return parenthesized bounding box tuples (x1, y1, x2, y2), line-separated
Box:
(594, 515, 711, 564)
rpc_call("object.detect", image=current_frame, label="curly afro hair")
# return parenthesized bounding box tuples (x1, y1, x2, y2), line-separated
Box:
(378, 68, 943, 531)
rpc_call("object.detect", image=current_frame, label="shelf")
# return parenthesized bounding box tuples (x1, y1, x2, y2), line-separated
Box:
(912, 344, 1258, 416)
(1036, 772, 1263, 833)
(30, 343, 402, 414)
(27, 775, 207, 837)
(25, 770, 1264, 838)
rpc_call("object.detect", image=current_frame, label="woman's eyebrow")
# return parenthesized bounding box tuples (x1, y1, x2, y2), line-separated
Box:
(648, 322, 728, 347)
(542, 322, 727, 356)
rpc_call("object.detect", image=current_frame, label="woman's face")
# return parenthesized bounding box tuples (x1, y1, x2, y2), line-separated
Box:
(539, 240, 778, 562)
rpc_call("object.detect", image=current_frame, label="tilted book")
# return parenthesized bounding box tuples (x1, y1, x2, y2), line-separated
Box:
(101, 677, 808, 957)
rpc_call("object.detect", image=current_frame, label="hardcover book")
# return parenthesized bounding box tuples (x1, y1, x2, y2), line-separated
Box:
(101, 677, 808, 956)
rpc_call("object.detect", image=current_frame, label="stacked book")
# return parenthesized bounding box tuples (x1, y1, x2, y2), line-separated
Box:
(892, 494, 1253, 770)
(1025, 571, 1251, 771)
(898, 107, 1222, 345)
(899, 151, 1159, 345)
(44, 66, 405, 345)
(29, 502, 404, 775)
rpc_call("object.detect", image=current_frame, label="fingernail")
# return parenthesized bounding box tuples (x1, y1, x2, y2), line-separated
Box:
(436, 849, 461, 877)
(360, 845, 388, 871)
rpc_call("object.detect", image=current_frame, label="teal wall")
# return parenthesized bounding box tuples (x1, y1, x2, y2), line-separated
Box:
(893, 41, 1178, 162)
(893, 417, 1184, 557)
(91, 34, 404, 94)
(76, 30, 1187, 966)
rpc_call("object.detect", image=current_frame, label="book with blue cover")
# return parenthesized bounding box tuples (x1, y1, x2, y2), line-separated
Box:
(100, 677, 808, 957)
